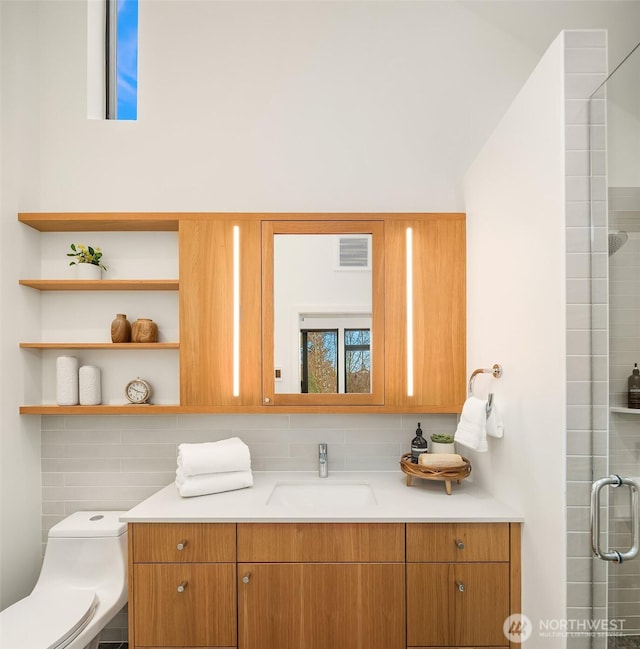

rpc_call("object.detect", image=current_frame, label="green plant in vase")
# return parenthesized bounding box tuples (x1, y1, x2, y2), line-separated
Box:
(67, 243, 107, 271)
(430, 433, 455, 454)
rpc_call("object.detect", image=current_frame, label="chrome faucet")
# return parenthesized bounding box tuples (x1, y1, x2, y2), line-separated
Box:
(318, 443, 328, 478)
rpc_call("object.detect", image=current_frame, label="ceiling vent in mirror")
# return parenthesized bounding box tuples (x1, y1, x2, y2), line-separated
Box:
(336, 236, 371, 270)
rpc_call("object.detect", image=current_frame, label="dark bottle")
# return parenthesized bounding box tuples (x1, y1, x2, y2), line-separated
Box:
(629, 363, 640, 409)
(411, 423, 428, 464)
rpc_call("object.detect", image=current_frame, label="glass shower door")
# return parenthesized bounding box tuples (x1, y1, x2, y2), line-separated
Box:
(590, 40, 640, 649)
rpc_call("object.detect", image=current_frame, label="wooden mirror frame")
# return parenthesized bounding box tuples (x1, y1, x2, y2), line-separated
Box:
(262, 220, 385, 407)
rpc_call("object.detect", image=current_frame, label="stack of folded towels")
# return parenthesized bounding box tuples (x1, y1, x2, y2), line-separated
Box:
(175, 437, 253, 498)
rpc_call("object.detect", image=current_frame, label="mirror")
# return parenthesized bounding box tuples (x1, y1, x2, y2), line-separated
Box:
(262, 221, 384, 406)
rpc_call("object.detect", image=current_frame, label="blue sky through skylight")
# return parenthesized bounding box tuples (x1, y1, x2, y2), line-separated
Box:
(116, 0, 138, 120)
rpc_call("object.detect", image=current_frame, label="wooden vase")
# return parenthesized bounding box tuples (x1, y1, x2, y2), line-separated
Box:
(131, 318, 158, 343)
(111, 314, 131, 343)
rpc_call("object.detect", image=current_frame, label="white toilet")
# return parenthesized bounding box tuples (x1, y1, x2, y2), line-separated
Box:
(0, 511, 128, 649)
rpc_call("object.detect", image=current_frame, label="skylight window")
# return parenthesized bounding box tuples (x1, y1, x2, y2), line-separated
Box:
(106, 0, 138, 120)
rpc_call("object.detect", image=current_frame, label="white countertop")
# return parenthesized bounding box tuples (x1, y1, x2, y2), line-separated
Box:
(122, 471, 522, 523)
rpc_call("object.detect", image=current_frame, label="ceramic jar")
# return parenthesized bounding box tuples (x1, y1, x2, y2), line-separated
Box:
(111, 314, 132, 343)
(430, 441, 456, 454)
(131, 318, 158, 343)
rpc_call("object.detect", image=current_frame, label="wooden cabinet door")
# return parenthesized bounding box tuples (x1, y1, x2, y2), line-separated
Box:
(179, 217, 262, 406)
(133, 563, 236, 647)
(385, 215, 466, 411)
(407, 563, 509, 647)
(238, 563, 405, 649)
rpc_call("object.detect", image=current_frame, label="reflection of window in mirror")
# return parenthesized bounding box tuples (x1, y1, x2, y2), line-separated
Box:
(274, 234, 372, 395)
(299, 321, 371, 394)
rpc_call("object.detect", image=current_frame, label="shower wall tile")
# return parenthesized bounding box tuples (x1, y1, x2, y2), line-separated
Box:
(564, 29, 608, 631)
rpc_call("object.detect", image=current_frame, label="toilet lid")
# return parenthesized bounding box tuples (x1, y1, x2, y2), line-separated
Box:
(0, 588, 98, 649)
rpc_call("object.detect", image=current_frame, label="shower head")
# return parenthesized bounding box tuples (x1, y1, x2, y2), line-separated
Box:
(609, 231, 628, 256)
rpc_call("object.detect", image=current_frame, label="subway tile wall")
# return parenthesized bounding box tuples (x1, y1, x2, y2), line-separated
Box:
(608, 186, 640, 638)
(564, 29, 609, 649)
(41, 412, 456, 643)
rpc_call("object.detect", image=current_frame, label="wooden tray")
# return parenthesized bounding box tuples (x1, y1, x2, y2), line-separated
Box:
(399, 453, 471, 495)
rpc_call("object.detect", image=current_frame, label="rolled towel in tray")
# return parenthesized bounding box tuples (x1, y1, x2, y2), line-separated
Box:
(177, 437, 251, 476)
(418, 453, 465, 469)
(175, 468, 253, 498)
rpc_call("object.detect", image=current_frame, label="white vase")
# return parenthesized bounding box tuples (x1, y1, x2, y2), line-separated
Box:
(430, 441, 456, 454)
(75, 263, 102, 280)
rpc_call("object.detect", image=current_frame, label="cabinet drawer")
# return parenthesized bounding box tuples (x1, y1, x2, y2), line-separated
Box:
(237, 523, 404, 562)
(131, 522, 236, 563)
(406, 523, 509, 562)
(133, 563, 236, 647)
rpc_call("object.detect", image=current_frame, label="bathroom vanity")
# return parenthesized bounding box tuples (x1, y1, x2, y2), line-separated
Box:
(123, 473, 522, 649)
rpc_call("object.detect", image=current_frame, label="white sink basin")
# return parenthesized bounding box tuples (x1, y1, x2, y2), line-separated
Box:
(266, 481, 377, 507)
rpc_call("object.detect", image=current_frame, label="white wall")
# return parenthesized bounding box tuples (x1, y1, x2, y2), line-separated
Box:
(0, 1, 45, 608)
(464, 34, 568, 647)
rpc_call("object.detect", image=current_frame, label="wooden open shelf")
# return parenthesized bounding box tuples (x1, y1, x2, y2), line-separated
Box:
(20, 404, 185, 415)
(19, 212, 180, 231)
(19, 279, 179, 291)
(20, 342, 179, 349)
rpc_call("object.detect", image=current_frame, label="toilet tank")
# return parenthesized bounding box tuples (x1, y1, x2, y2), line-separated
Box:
(48, 511, 126, 538)
(35, 511, 128, 592)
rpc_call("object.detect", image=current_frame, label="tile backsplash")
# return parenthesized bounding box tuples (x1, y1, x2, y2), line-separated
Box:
(41, 412, 456, 533)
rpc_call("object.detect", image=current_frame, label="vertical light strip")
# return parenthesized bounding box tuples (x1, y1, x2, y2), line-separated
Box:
(232, 226, 240, 397)
(406, 227, 414, 397)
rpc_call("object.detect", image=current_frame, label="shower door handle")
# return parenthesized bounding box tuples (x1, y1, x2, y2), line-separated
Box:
(590, 475, 640, 563)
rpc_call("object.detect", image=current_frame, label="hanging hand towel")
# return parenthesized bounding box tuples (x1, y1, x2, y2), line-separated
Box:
(486, 401, 504, 438)
(177, 437, 251, 476)
(454, 396, 489, 452)
(175, 468, 254, 498)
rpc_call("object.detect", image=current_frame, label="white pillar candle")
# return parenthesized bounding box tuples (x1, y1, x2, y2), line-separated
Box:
(79, 365, 102, 406)
(56, 356, 79, 406)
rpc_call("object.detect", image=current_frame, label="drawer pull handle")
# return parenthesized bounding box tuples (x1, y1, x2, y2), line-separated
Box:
(242, 572, 251, 584)
(177, 581, 188, 593)
(455, 539, 465, 550)
(176, 540, 187, 551)
(456, 580, 465, 593)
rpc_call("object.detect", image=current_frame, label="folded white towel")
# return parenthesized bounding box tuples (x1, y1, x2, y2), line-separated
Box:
(454, 396, 489, 452)
(175, 468, 253, 498)
(486, 401, 504, 439)
(177, 437, 251, 476)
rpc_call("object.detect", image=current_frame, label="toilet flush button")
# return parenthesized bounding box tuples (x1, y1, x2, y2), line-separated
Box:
(89, 515, 104, 521)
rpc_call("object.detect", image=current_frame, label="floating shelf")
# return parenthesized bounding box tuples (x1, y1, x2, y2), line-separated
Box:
(611, 406, 640, 415)
(19, 212, 179, 232)
(20, 404, 185, 415)
(20, 342, 179, 349)
(19, 279, 179, 291)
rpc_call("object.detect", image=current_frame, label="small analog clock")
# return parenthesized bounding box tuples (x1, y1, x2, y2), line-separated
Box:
(125, 378, 152, 404)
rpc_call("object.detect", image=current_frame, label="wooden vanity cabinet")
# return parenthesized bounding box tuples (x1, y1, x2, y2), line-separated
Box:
(406, 523, 520, 649)
(128, 521, 520, 649)
(128, 523, 237, 649)
(237, 523, 406, 649)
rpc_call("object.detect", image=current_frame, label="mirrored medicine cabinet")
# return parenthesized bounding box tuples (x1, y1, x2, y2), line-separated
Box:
(261, 221, 385, 406)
